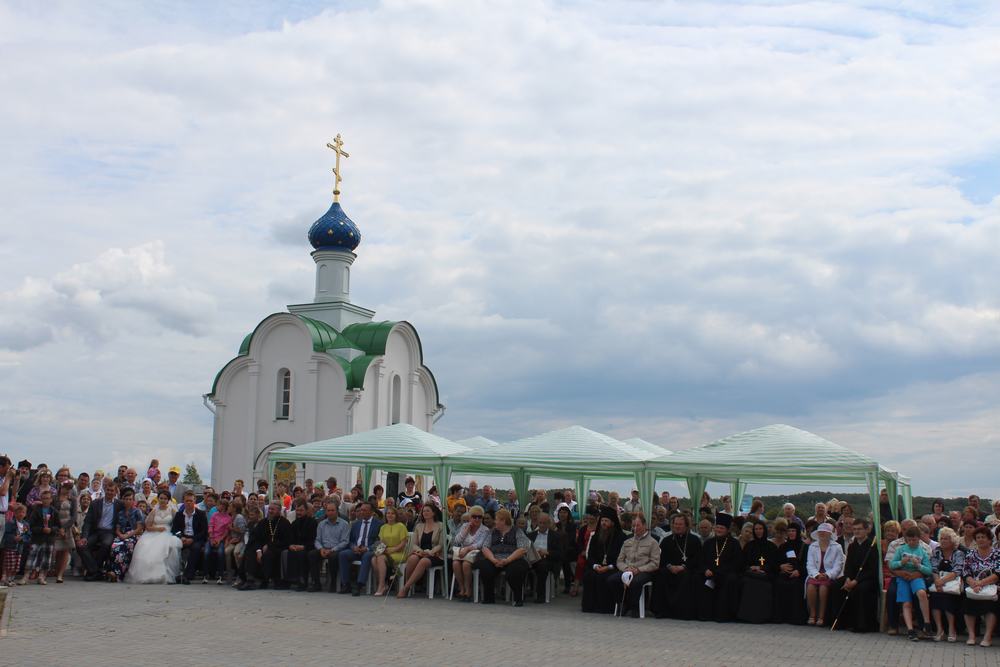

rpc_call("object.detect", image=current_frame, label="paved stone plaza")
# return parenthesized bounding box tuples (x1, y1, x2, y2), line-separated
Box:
(4, 581, 1000, 667)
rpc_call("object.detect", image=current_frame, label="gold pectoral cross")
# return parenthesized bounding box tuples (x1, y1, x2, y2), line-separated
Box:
(326, 134, 350, 202)
(758, 556, 766, 567)
(715, 557, 720, 567)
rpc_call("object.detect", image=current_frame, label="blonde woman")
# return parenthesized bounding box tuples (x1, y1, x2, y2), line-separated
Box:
(930, 527, 964, 642)
(371, 506, 407, 596)
(451, 505, 490, 601)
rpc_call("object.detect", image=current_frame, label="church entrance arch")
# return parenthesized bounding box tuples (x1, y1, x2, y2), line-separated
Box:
(255, 441, 298, 489)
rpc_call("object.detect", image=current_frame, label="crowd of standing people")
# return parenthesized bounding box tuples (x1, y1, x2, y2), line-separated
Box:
(2, 455, 999, 648)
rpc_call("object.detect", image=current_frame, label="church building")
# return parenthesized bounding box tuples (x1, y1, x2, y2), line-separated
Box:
(205, 136, 443, 490)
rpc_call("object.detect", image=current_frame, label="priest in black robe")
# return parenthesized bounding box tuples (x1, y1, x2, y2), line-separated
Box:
(653, 513, 702, 619)
(698, 513, 743, 622)
(771, 520, 807, 624)
(831, 518, 880, 632)
(283, 499, 318, 591)
(738, 520, 778, 623)
(581, 506, 625, 614)
(239, 500, 292, 590)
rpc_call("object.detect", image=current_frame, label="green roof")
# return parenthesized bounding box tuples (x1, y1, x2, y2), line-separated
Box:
(209, 315, 400, 396)
(341, 321, 396, 355)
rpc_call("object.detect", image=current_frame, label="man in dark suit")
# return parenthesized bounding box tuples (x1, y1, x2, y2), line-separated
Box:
(79, 478, 121, 580)
(171, 490, 208, 584)
(528, 512, 563, 603)
(337, 501, 383, 595)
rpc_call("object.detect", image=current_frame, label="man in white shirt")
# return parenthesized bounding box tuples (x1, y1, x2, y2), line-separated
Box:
(528, 513, 563, 603)
(622, 490, 642, 514)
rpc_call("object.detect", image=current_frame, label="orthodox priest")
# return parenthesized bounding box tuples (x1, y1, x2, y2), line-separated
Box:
(581, 506, 626, 614)
(653, 513, 702, 619)
(698, 513, 743, 622)
(831, 518, 880, 632)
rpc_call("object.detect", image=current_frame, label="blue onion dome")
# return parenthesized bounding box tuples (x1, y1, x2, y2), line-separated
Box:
(308, 202, 361, 251)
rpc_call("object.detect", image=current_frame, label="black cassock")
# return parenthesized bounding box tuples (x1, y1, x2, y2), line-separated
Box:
(737, 538, 778, 623)
(831, 537, 879, 632)
(771, 539, 807, 625)
(653, 532, 702, 619)
(581, 529, 625, 614)
(698, 535, 743, 622)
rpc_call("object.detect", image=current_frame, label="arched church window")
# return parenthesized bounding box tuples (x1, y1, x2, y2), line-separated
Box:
(391, 374, 401, 425)
(277, 368, 291, 420)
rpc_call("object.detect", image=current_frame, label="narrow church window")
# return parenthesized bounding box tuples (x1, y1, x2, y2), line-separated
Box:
(277, 368, 291, 419)
(391, 374, 402, 425)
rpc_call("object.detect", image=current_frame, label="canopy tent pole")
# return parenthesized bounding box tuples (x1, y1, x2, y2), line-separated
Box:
(634, 468, 657, 521)
(575, 477, 591, 520)
(866, 471, 884, 621)
(730, 479, 747, 512)
(685, 475, 708, 514)
(901, 483, 913, 520)
(361, 465, 373, 498)
(432, 462, 453, 598)
(511, 470, 531, 516)
(884, 477, 899, 522)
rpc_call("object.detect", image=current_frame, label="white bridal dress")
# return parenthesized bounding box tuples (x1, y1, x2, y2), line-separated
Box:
(126, 506, 182, 584)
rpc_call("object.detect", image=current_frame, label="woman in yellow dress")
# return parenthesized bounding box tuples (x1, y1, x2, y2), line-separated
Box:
(372, 506, 408, 596)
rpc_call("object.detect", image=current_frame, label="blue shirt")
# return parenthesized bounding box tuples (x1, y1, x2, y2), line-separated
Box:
(99, 500, 115, 530)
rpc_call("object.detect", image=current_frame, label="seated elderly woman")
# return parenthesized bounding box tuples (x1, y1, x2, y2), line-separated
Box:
(805, 522, 844, 626)
(962, 525, 1000, 647)
(450, 505, 491, 601)
(929, 526, 964, 642)
(475, 508, 532, 606)
(396, 504, 444, 598)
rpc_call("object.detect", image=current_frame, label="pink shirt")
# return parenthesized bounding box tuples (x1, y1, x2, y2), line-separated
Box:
(208, 512, 232, 543)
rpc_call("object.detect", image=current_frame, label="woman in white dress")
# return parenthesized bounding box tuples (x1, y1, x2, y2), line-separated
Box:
(126, 490, 182, 584)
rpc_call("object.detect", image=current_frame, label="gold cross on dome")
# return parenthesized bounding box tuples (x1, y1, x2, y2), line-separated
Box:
(326, 133, 350, 202)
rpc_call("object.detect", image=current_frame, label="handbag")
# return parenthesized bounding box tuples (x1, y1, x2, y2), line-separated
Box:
(965, 583, 998, 601)
(965, 570, 998, 601)
(930, 577, 961, 595)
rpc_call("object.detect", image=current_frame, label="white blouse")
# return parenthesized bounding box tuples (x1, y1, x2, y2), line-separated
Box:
(806, 541, 845, 580)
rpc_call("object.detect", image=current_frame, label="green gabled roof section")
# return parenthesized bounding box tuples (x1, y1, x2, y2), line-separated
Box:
(297, 315, 364, 353)
(341, 321, 396, 355)
(238, 333, 252, 355)
(349, 354, 379, 389)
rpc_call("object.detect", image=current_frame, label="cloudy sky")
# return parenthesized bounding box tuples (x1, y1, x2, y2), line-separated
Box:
(1, 0, 998, 498)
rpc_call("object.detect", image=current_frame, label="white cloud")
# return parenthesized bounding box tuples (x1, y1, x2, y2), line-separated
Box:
(0, 1, 998, 495)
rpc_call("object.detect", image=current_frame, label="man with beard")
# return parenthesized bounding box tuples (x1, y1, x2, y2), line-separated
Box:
(238, 501, 291, 590)
(654, 513, 702, 619)
(698, 512, 743, 622)
(830, 518, 880, 632)
(581, 506, 625, 614)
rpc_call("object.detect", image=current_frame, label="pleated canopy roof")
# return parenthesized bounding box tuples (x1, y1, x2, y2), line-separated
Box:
(648, 423, 887, 485)
(450, 425, 656, 477)
(456, 436, 499, 449)
(622, 437, 673, 458)
(266, 422, 471, 473)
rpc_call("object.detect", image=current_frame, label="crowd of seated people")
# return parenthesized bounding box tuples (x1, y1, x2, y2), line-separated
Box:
(2, 455, 999, 647)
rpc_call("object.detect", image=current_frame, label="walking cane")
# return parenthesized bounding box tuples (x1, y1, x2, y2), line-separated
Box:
(381, 564, 401, 606)
(831, 536, 876, 631)
(617, 571, 633, 617)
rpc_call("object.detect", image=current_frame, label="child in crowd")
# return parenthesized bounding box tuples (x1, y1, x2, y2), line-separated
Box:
(2, 504, 30, 586)
(23, 490, 57, 585)
(890, 525, 934, 641)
